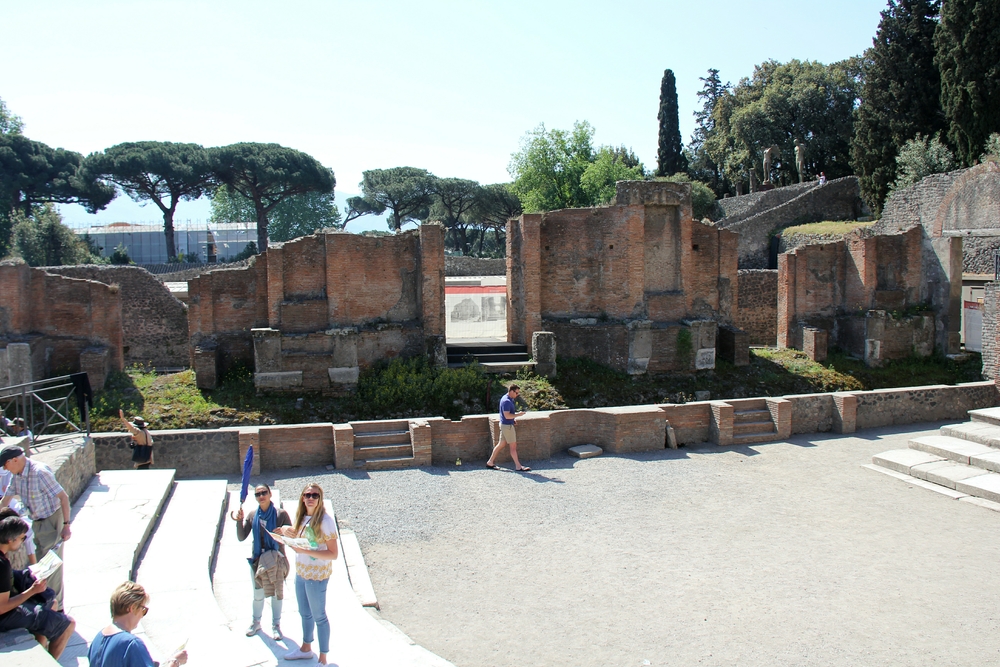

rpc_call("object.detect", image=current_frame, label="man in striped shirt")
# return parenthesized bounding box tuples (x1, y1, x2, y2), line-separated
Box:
(0, 444, 71, 610)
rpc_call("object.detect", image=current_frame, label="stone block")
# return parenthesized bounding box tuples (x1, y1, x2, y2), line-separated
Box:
(717, 325, 749, 367)
(665, 424, 678, 449)
(695, 348, 716, 370)
(802, 327, 828, 362)
(532, 331, 556, 378)
(251, 328, 282, 373)
(79, 346, 110, 391)
(333, 424, 354, 470)
(0, 347, 8, 387)
(193, 344, 218, 390)
(832, 392, 857, 433)
(872, 448, 944, 475)
(627, 321, 652, 376)
(327, 367, 360, 385)
(568, 444, 602, 458)
(7, 343, 31, 386)
(254, 371, 302, 390)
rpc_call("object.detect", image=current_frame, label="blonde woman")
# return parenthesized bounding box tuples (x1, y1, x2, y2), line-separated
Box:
(88, 581, 187, 667)
(279, 483, 338, 664)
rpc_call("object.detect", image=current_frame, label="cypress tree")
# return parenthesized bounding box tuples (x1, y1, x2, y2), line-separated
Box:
(851, 0, 942, 215)
(935, 0, 1000, 166)
(656, 69, 686, 177)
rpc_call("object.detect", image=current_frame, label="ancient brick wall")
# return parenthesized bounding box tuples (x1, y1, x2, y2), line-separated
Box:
(983, 282, 1000, 380)
(735, 270, 777, 345)
(718, 177, 863, 268)
(45, 265, 188, 368)
(0, 261, 124, 383)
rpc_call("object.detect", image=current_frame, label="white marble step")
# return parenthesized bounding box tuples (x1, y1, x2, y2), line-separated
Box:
(909, 460, 991, 489)
(872, 449, 944, 474)
(969, 406, 1000, 427)
(940, 421, 1000, 448)
(908, 435, 995, 464)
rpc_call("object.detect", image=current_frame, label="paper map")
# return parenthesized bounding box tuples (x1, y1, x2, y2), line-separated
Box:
(28, 550, 62, 581)
(267, 530, 320, 550)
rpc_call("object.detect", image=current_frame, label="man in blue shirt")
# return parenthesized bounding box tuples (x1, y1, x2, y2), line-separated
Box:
(486, 384, 530, 472)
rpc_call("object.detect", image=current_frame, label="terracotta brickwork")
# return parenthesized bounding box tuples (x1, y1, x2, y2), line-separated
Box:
(0, 261, 124, 387)
(187, 226, 446, 390)
(776, 226, 939, 362)
(735, 270, 777, 346)
(508, 181, 740, 373)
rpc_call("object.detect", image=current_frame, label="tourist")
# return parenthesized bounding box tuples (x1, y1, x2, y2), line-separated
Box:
(0, 515, 75, 660)
(9, 418, 32, 442)
(235, 483, 291, 639)
(486, 383, 531, 472)
(279, 483, 338, 664)
(818, 171, 827, 185)
(0, 443, 71, 610)
(119, 410, 153, 470)
(0, 507, 36, 569)
(88, 581, 188, 667)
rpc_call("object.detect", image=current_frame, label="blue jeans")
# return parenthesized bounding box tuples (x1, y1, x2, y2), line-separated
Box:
(295, 575, 330, 654)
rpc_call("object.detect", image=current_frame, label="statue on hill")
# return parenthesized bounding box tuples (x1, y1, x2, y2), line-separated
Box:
(749, 168, 759, 193)
(762, 145, 780, 184)
(795, 140, 806, 183)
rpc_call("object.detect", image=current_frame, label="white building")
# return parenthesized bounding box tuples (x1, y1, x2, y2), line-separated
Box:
(76, 222, 255, 264)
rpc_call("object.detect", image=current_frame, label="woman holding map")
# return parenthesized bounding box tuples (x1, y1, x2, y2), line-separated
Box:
(277, 483, 338, 665)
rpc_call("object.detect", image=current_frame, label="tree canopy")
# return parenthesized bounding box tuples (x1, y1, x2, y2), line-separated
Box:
(935, 0, 1000, 166)
(705, 59, 861, 192)
(210, 185, 342, 244)
(11, 204, 102, 267)
(580, 146, 645, 205)
(656, 69, 686, 177)
(508, 121, 596, 212)
(211, 143, 335, 252)
(851, 0, 943, 215)
(357, 167, 435, 232)
(430, 177, 481, 255)
(0, 97, 23, 136)
(84, 141, 215, 260)
(686, 69, 730, 194)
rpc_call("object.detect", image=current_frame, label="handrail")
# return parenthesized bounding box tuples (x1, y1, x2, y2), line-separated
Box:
(0, 374, 90, 449)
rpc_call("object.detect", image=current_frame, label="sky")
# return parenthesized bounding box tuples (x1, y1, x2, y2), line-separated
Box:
(1, 0, 888, 231)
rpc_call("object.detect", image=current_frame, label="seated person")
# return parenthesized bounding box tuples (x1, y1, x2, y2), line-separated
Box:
(0, 515, 75, 659)
(0, 508, 35, 569)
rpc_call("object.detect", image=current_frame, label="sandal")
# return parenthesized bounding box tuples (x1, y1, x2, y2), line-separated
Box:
(516, 466, 531, 472)
(486, 463, 500, 470)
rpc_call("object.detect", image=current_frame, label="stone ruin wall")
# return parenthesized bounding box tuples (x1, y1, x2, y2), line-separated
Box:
(45, 265, 188, 368)
(187, 226, 445, 391)
(717, 176, 864, 269)
(735, 270, 778, 346)
(0, 261, 124, 388)
(508, 181, 740, 373)
(982, 282, 1000, 381)
(776, 226, 947, 365)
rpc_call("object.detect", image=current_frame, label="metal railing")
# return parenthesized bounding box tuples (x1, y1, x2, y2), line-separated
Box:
(0, 375, 90, 448)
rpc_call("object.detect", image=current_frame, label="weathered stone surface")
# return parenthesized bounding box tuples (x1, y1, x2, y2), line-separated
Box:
(956, 473, 1000, 503)
(328, 366, 360, 385)
(910, 460, 989, 489)
(568, 444, 603, 458)
(909, 434, 995, 464)
(532, 331, 556, 378)
(254, 370, 302, 389)
(7, 342, 32, 386)
(734, 269, 777, 346)
(872, 448, 944, 475)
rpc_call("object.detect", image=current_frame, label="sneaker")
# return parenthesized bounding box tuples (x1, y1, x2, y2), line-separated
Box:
(272, 624, 282, 640)
(245, 621, 261, 637)
(284, 647, 316, 661)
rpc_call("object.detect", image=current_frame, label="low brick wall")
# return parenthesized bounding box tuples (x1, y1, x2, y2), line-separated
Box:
(74, 381, 998, 476)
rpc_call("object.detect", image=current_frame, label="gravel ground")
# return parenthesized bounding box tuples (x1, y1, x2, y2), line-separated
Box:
(262, 422, 1000, 667)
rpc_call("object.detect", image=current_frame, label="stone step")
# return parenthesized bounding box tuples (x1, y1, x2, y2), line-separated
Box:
(354, 430, 411, 446)
(939, 422, 1000, 448)
(910, 434, 996, 464)
(908, 459, 991, 490)
(479, 361, 536, 373)
(732, 432, 779, 445)
(138, 479, 273, 667)
(357, 456, 418, 471)
(355, 443, 413, 460)
(351, 419, 410, 435)
(447, 352, 530, 364)
(733, 420, 775, 436)
(956, 473, 1000, 504)
(733, 408, 771, 424)
(872, 448, 945, 475)
(727, 398, 768, 411)
(969, 406, 1000, 427)
(339, 528, 378, 609)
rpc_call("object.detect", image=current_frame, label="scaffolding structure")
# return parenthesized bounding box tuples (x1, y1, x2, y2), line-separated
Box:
(76, 221, 255, 263)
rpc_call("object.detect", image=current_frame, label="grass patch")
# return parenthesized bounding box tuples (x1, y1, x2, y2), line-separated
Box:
(782, 220, 876, 237)
(84, 350, 984, 432)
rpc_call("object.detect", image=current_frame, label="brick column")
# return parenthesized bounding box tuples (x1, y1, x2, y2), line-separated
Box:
(508, 214, 543, 345)
(776, 252, 795, 348)
(832, 392, 857, 434)
(709, 401, 734, 445)
(333, 424, 354, 470)
(266, 246, 284, 328)
(419, 224, 446, 337)
(410, 419, 432, 467)
(765, 397, 792, 439)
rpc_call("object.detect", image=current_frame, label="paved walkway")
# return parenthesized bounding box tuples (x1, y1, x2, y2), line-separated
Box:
(272, 422, 1000, 667)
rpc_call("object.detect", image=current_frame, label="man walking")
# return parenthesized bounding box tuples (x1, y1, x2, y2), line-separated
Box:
(486, 384, 530, 472)
(0, 444, 72, 610)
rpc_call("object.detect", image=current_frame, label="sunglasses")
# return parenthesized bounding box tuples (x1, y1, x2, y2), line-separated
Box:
(254, 490, 269, 498)
(139, 605, 149, 617)
(302, 492, 321, 500)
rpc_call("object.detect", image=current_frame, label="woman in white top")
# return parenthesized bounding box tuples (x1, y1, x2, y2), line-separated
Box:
(279, 483, 338, 664)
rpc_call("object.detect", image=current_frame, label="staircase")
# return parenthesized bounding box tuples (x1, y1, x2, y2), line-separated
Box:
(446, 341, 533, 373)
(730, 398, 778, 445)
(869, 407, 1000, 504)
(351, 419, 416, 470)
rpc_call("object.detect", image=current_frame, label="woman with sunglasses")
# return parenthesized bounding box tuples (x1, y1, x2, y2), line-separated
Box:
(235, 483, 291, 639)
(279, 484, 338, 664)
(88, 581, 187, 667)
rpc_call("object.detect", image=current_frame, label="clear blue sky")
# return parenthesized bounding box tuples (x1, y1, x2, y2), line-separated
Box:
(2, 0, 887, 230)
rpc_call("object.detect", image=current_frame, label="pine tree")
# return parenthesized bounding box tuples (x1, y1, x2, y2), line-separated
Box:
(656, 69, 686, 177)
(851, 0, 942, 215)
(935, 0, 1000, 166)
(687, 68, 730, 194)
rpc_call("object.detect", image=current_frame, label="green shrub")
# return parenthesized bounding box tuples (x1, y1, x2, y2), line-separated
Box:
(352, 357, 488, 420)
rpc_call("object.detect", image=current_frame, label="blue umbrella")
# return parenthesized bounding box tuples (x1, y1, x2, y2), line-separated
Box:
(239, 445, 254, 504)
